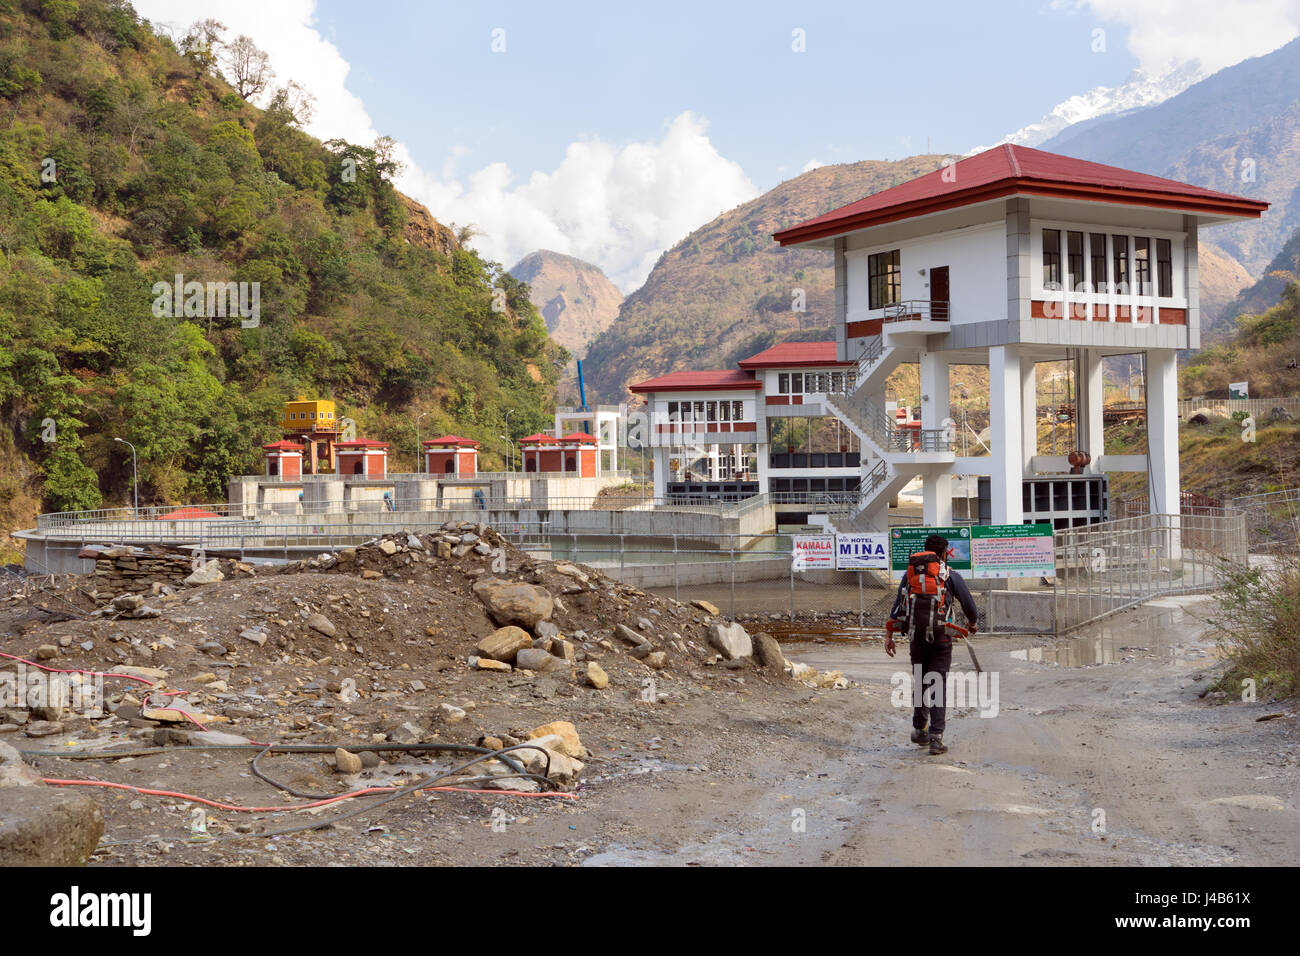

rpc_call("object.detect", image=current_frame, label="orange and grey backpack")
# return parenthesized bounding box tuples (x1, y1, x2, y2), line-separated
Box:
(903, 550, 951, 639)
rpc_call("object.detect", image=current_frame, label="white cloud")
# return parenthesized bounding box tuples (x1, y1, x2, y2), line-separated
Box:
(133, 0, 756, 293)
(1068, 0, 1300, 76)
(802, 159, 826, 172)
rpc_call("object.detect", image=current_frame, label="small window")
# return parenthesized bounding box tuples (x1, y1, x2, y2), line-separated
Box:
(1156, 238, 1173, 298)
(778, 373, 790, 394)
(1090, 234, 1107, 292)
(733, 400, 744, 419)
(1067, 231, 1084, 292)
(1042, 229, 1062, 289)
(1134, 237, 1152, 295)
(667, 401, 678, 420)
(707, 402, 718, 423)
(868, 249, 901, 310)
(1112, 235, 1130, 294)
(791, 372, 803, 394)
(719, 401, 730, 422)
(694, 401, 705, 422)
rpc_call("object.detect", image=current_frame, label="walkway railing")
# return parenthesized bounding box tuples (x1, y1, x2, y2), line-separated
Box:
(1053, 510, 1247, 634)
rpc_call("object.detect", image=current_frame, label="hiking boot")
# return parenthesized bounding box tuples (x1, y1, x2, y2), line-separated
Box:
(910, 727, 929, 745)
(929, 734, 948, 755)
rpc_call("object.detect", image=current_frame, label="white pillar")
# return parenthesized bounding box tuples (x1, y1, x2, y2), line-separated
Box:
(923, 473, 952, 525)
(920, 351, 953, 525)
(1020, 359, 1037, 472)
(989, 345, 1024, 525)
(1146, 351, 1180, 514)
(652, 447, 668, 499)
(1080, 350, 1104, 470)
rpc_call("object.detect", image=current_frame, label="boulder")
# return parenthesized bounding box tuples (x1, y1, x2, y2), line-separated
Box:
(472, 579, 554, 629)
(515, 648, 563, 673)
(334, 748, 363, 774)
(585, 661, 609, 689)
(0, 741, 103, 865)
(692, 599, 720, 615)
(751, 632, 787, 673)
(306, 614, 336, 638)
(476, 626, 532, 663)
(527, 721, 586, 758)
(708, 621, 753, 660)
(644, 651, 667, 669)
(184, 560, 224, 586)
(614, 623, 648, 647)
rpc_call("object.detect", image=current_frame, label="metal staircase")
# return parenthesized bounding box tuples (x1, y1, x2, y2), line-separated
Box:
(819, 332, 957, 532)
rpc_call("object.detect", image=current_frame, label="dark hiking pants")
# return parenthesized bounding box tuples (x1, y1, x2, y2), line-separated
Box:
(910, 625, 952, 736)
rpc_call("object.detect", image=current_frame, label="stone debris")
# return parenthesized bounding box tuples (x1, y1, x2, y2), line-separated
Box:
(708, 621, 753, 660)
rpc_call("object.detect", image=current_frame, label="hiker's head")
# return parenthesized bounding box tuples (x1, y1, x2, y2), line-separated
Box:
(924, 534, 950, 557)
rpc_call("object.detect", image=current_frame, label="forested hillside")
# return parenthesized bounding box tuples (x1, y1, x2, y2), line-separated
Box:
(0, 0, 563, 551)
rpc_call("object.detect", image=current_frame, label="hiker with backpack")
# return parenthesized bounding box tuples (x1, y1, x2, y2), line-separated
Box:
(883, 533, 979, 755)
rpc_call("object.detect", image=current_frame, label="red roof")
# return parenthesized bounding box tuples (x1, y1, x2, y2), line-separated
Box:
(424, 435, 480, 447)
(262, 440, 304, 451)
(738, 341, 851, 369)
(518, 433, 559, 444)
(560, 432, 599, 443)
(628, 370, 761, 394)
(336, 439, 388, 448)
(775, 144, 1269, 246)
(157, 507, 222, 520)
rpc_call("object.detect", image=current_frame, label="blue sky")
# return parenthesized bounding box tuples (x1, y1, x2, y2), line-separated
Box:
(313, 0, 1124, 189)
(137, 0, 1300, 290)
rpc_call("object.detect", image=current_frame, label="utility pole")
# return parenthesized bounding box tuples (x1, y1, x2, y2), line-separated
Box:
(113, 437, 138, 515)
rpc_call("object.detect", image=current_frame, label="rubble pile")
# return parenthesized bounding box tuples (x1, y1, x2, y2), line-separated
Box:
(1, 523, 856, 859)
(80, 545, 254, 597)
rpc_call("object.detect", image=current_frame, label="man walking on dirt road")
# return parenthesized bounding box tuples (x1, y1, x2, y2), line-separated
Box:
(884, 533, 979, 755)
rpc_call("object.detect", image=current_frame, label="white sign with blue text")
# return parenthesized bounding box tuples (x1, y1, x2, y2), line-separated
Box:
(835, 533, 890, 571)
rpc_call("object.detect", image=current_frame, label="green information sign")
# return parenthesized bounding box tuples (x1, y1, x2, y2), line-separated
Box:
(889, 523, 1056, 578)
(888, 526, 972, 572)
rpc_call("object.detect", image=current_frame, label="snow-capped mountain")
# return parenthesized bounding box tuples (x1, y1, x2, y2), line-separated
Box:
(968, 63, 1206, 154)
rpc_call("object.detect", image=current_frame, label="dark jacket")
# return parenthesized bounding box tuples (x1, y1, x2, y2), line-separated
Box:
(889, 563, 978, 623)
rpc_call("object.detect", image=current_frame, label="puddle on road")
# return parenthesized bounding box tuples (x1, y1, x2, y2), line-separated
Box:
(1012, 601, 1213, 667)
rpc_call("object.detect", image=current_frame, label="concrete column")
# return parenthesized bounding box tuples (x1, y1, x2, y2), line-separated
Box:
(1146, 351, 1180, 515)
(756, 441, 770, 494)
(989, 345, 1024, 525)
(652, 447, 668, 499)
(923, 472, 952, 525)
(1020, 358, 1037, 472)
(1080, 350, 1105, 469)
(834, 237, 848, 361)
(919, 350, 950, 431)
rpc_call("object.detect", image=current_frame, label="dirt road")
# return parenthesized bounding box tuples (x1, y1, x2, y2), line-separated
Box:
(573, 595, 1299, 866)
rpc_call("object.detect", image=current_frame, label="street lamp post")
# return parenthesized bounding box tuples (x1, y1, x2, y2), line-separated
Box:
(113, 437, 138, 515)
(416, 412, 430, 474)
(503, 409, 515, 473)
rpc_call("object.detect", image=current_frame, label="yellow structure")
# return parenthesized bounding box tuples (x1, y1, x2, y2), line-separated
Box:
(281, 398, 340, 433)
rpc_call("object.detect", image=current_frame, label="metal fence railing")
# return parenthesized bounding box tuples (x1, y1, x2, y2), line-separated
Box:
(1053, 510, 1247, 634)
(1178, 397, 1300, 420)
(1229, 487, 1300, 553)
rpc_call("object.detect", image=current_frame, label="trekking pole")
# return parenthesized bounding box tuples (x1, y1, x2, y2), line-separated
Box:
(944, 620, 981, 673)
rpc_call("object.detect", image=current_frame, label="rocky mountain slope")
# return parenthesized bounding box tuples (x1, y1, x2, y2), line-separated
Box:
(581, 155, 954, 402)
(509, 251, 623, 358)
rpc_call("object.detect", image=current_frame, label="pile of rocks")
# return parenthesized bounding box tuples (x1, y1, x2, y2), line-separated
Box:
(81, 546, 249, 598)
